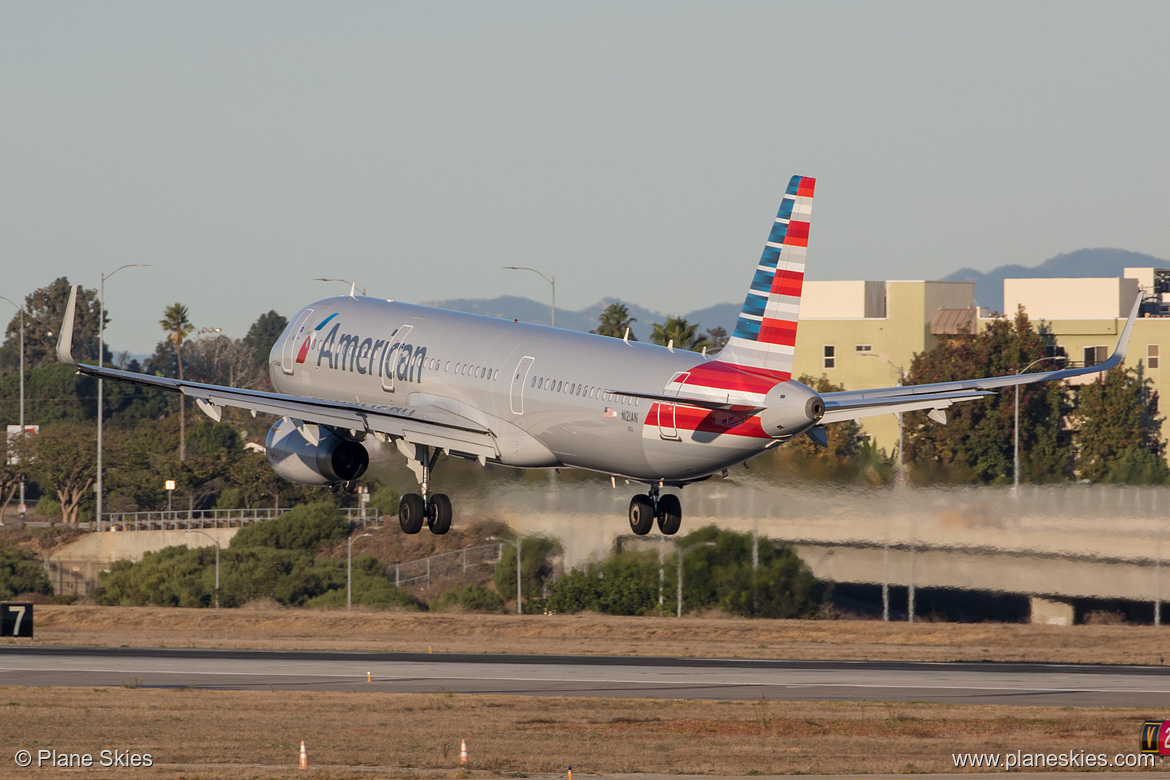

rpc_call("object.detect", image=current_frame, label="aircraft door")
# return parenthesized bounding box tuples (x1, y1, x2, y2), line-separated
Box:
(510, 356, 535, 415)
(281, 309, 315, 375)
(380, 325, 413, 393)
(658, 371, 690, 441)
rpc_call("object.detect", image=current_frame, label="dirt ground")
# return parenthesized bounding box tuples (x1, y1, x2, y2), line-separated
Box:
(20, 603, 1170, 666)
(6, 606, 1170, 778)
(0, 687, 1163, 779)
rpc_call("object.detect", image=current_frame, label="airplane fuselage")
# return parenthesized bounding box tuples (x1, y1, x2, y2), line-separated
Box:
(269, 296, 806, 484)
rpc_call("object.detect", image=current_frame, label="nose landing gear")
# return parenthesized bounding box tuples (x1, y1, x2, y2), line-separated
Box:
(628, 485, 683, 536)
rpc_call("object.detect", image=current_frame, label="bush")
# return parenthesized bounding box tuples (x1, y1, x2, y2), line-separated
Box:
(433, 584, 505, 613)
(95, 545, 208, 607)
(34, 496, 61, 522)
(231, 501, 347, 552)
(545, 527, 832, 619)
(215, 488, 245, 510)
(303, 563, 425, 611)
(678, 525, 831, 618)
(546, 551, 660, 616)
(367, 484, 400, 517)
(0, 541, 53, 600)
(492, 535, 560, 613)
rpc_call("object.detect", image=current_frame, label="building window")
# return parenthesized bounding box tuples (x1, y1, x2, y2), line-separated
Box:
(1083, 346, 1107, 367)
(1149, 344, 1160, 369)
(855, 344, 872, 353)
(823, 345, 836, 369)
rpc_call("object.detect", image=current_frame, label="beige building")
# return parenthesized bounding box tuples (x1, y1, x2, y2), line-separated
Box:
(792, 280, 977, 459)
(793, 269, 1170, 461)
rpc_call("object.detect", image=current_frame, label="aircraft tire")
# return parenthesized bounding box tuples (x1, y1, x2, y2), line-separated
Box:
(399, 494, 425, 534)
(657, 494, 682, 535)
(628, 495, 655, 535)
(429, 494, 452, 535)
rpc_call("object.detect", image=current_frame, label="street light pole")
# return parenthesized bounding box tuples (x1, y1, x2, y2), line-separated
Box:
(503, 267, 556, 328)
(183, 529, 220, 608)
(1013, 356, 1062, 492)
(676, 540, 716, 618)
(488, 535, 523, 614)
(97, 264, 149, 532)
(0, 297, 25, 522)
(347, 532, 373, 608)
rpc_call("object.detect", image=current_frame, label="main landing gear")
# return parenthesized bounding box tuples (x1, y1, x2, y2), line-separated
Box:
(628, 485, 682, 536)
(398, 444, 453, 535)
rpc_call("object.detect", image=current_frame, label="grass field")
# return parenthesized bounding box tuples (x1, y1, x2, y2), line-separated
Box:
(6, 605, 1170, 778)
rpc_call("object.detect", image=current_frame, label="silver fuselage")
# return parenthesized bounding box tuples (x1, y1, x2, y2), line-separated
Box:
(270, 296, 798, 484)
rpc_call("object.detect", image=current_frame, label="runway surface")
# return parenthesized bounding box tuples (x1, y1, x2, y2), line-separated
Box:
(3, 647, 1170, 707)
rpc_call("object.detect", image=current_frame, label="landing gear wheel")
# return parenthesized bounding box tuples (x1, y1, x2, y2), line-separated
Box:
(428, 493, 452, 535)
(657, 494, 682, 535)
(399, 493, 425, 534)
(629, 494, 655, 535)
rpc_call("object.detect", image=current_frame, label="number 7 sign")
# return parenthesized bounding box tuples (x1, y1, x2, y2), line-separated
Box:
(0, 602, 32, 638)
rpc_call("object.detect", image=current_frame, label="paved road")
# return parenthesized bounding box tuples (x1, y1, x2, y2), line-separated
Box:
(3, 647, 1170, 707)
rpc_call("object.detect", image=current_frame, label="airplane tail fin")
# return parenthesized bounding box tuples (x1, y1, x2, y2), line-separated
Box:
(716, 175, 815, 379)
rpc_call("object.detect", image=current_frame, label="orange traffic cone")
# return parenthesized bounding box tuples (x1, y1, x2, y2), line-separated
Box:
(299, 740, 308, 769)
(459, 738, 469, 765)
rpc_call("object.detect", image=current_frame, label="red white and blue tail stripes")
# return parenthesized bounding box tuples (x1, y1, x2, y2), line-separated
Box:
(718, 175, 814, 380)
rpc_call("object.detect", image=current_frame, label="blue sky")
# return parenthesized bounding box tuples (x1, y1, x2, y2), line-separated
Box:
(3, 1, 1168, 354)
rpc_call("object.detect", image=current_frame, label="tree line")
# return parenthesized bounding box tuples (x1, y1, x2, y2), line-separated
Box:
(1, 285, 1166, 527)
(0, 277, 293, 522)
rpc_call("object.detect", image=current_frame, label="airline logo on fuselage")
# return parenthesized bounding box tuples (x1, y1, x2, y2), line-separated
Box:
(295, 314, 427, 384)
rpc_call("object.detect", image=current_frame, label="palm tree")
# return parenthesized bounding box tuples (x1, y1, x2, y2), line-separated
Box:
(591, 302, 637, 340)
(160, 303, 194, 462)
(650, 316, 710, 352)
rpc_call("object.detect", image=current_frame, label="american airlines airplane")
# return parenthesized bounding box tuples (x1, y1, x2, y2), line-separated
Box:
(58, 175, 1138, 536)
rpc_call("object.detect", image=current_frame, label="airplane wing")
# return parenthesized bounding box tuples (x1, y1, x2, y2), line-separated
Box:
(819, 294, 1141, 425)
(55, 287, 499, 460)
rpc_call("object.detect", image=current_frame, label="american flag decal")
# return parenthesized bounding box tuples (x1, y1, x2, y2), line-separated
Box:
(717, 175, 815, 380)
(604, 407, 617, 418)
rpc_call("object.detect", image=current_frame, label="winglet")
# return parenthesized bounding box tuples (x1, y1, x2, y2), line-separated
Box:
(1098, 291, 1141, 372)
(56, 285, 79, 366)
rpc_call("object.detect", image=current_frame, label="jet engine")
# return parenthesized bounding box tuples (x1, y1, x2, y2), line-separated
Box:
(756, 380, 825, 439)
(265, 417, 370, 486)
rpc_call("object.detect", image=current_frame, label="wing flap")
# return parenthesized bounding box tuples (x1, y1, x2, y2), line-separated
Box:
(821, 391, 990, 424)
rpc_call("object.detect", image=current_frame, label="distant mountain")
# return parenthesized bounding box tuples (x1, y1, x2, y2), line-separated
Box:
(420, 295, 740, 341)
(943, 248, 1170, 314)
(426, 248, 1170, 337)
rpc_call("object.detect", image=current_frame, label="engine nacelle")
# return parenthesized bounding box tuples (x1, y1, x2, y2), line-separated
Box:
(265, 417, 370, 486)
(756, 380, 825, 439)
